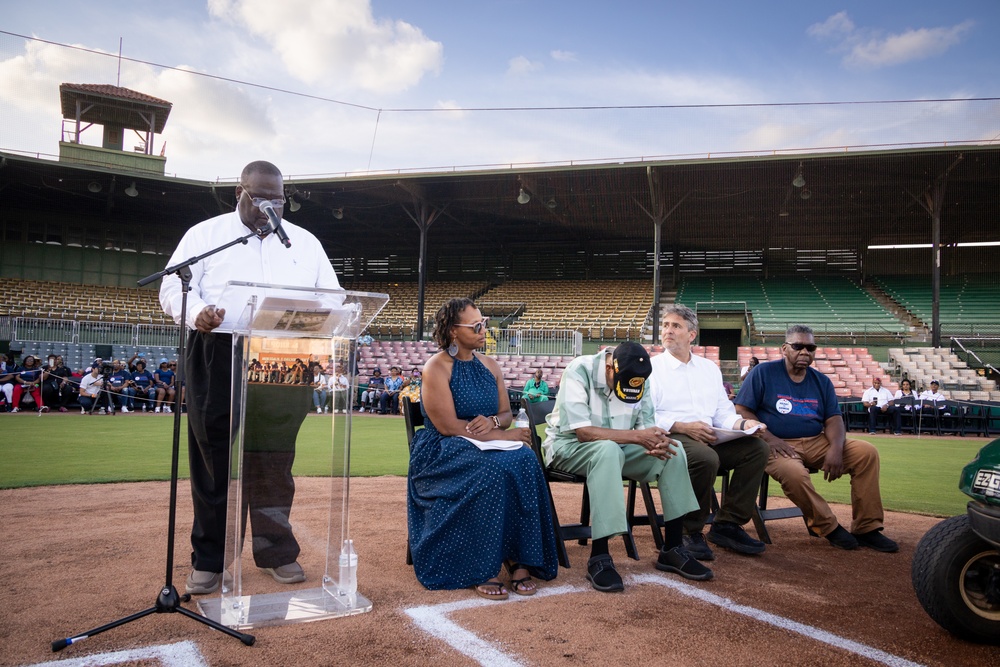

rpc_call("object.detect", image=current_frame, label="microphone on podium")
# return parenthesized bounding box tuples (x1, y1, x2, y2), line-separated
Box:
(258, 200, 291, 248)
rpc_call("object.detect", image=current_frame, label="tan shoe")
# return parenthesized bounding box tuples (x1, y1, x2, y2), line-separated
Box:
(260, 561, 305, 584)
(185, 569, 231, 595)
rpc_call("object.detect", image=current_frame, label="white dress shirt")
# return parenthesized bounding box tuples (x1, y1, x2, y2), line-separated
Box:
(919, 389, 946, 404)
(862, 386, 894, 407)
(159, 211, 341, 332)
(648, 350, 742, 432)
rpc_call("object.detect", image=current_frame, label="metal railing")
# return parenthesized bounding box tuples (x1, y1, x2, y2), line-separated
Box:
(9, 316, 181, 346)
(488, 328, 582, 357)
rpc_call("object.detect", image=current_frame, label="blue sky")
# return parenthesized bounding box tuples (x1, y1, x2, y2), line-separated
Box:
(1, 1, 997, 180)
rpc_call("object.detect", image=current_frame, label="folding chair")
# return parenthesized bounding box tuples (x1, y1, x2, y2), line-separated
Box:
(524, 399, 657, 567)
(402, 397, 424, 565)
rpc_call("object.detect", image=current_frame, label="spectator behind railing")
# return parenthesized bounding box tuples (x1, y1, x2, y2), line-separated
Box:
(42, 355, 76, 412)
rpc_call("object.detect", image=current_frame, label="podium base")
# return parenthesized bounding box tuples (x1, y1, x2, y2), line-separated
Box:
(197, 588, 372, 629)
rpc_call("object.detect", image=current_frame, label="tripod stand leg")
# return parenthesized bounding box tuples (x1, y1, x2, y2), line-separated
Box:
(51, 585, 254, 652)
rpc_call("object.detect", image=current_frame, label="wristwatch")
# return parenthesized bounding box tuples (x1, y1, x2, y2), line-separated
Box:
(491, 415, 501, 429)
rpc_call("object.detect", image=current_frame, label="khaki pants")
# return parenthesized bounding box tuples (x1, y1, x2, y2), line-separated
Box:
(765, 434, 884, 536)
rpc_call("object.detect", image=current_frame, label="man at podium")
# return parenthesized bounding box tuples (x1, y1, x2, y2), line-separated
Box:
(160, 160, 342, 595)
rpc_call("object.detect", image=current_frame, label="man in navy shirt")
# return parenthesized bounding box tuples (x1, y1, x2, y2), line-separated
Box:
(734, 325, 897, 553)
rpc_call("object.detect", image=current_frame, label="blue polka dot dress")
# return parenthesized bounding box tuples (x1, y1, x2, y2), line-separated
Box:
(407, 356, 559, 589)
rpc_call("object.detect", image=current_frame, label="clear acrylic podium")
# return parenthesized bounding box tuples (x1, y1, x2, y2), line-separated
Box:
(197, 282, 388, 629)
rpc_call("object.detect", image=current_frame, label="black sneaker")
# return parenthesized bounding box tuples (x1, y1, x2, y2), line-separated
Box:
(656, 546, 714, 581)
(824, 525, 859, 550)
(682, 533, 715, 561)
(708, 521, 766, 555)
(585, 554, 624, 593)
(853, 528, 899, 553)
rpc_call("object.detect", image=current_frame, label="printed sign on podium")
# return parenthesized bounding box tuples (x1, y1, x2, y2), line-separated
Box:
(197, 282, 387, 629)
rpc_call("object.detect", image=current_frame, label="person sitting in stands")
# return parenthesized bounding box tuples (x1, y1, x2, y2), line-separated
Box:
(1, 353, 18, 411)
(894, 379, 918, 411)
(42, 355, 75, 413)
(740, 356, 760, 382)
(919, 380, 947, 416)
(408, 298, 558, 600)
(108, 360, 136, 413)
(154, 358, 176, 413)
(311, 364, 328, 414)
(11, 355, 45, 413)
(862, 377, 900, 436)
(360, 369, 384, 412)
(131, 360, 157, 412)
(522, 369, 550, 403)
(379, 366, 404, 414)
(398, 368, 422, 413)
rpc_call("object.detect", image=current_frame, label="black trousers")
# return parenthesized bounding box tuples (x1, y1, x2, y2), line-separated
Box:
(186, 331, 310, 572)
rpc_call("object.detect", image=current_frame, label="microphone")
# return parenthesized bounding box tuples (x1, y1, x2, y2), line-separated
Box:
(258, 200, 291, 248)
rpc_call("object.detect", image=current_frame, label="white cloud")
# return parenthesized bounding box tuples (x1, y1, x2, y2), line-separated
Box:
(507, 56, 543, 76)
(807, 12, 974, 69)
(207, 0, 443, 94)
(846, 22, 974, 68)
(807, 12, 855, 39)
(550, 50, 576, 62)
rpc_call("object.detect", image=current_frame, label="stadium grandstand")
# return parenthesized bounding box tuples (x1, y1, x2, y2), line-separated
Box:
(1, 82, 999, 424)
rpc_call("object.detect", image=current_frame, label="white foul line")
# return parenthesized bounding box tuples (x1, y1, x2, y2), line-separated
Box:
(27, 640, 209, 667)
(406, 575, 926, 667)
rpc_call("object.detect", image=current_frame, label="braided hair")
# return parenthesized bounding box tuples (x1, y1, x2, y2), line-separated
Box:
(432, 298, 476, 351)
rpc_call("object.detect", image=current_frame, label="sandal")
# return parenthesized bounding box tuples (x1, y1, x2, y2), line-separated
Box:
(505, 562, 537, 596)
(472, 579, 508, 601)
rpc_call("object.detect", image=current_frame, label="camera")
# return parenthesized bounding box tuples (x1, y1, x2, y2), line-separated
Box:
(100, 362, 114, 377)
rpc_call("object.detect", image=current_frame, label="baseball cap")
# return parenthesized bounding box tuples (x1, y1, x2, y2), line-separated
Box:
(930, 380, 940, 386)
(159, 357, 169, 364)
(610, 342, 652, 404)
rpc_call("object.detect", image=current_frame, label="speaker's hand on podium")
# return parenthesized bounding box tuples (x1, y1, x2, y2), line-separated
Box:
(195, 305, 226, 333)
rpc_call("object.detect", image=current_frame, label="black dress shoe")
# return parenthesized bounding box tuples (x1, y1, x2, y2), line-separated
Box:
(853, 528, 898, 553)
(585, 554, 624, 593)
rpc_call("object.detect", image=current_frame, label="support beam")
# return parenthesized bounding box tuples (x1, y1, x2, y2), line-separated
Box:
(399, 186, 448, 339)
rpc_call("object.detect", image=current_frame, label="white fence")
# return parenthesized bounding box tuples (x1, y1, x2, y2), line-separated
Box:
(489, 328, 582, 356)
(8, 316, 180, 346)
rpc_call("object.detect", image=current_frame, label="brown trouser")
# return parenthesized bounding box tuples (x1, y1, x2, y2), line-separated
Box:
(765, 434, 884, 537)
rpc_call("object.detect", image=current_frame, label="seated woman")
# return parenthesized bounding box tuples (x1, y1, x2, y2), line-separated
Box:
(894, 378, 918, 409)
(407, 298, 558, 600)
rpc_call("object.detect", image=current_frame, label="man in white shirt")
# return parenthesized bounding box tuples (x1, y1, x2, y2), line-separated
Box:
(160, 160, 341, 595)
(648, 305, 770, 561)
(862, 377, 900, 435)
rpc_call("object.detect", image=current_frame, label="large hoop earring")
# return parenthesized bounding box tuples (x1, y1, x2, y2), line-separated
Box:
(447, 339, 459, 357)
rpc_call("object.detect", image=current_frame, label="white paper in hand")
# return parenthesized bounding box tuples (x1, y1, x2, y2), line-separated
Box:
(711, 424, 762, 444)
(460, 435, 524, 451)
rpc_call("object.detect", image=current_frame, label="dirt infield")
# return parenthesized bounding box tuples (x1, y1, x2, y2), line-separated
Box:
(2, 477, 999, 666)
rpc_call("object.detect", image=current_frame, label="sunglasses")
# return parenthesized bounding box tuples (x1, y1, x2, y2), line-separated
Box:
(454, 318, 489, 334)
(785, 342, 817, 352)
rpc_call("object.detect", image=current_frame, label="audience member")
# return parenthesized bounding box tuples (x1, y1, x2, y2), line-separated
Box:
(544, 341, 709, 592)
(919, 380, 947, 417)
(408, 298, 558, 599)
(131, 359, 157, 412)
(107, 361, 136, 413)
(378, 366, 404, 414)
(311, 364, 328, 414)
(42, 355, 75, 413)
(862, 377, 900, 435)
(360, 369, 384, 412)
(11, 355, 45, 413)
(154, 358, 176, 413)
(740, 356, 760, 382)
(735, 325, 898, 553)
(648, 305, 769, 560)
(894, 378, 918, 412)
(0, 353, 17, 411)
(398, 368, 422, 412)
(522, 369, 550, 403)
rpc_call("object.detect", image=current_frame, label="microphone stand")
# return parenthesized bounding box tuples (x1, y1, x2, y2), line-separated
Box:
(52, 229, 260, 652)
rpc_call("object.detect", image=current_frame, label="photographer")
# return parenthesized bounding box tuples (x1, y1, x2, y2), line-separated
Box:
(107, 360, 136, 413)
(131, 359, 157, 412)
(42, 355, 75, 413)
(79, 364, 113, 414)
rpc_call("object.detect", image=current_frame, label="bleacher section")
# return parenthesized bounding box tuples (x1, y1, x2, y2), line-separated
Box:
(888, 347, 999, 401)
(343, 281, 487, 337)
(0, 279, 170, 324)
(738, 345, 891, 398)
(876, 275, 1000, 335)
(676, 277, 905, 337)
(480, 280, 652, 340)
(358, 340, 570, 391)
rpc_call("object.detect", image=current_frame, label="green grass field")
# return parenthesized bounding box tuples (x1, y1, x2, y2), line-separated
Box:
(0, 414, 989, 518)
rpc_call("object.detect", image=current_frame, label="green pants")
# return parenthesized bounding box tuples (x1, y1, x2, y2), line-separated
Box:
(549, 439, 699, 541)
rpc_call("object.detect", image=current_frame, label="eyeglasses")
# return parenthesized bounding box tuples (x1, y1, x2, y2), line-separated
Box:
(241, 190, 286, 208)
(454, 318, 489, 334)
(785, 342, 817, 352)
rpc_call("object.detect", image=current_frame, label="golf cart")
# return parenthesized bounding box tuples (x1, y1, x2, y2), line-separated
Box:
(912, 437, 1000, 643)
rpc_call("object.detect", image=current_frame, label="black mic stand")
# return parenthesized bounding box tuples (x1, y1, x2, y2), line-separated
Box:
(52, 230, 260, 652)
